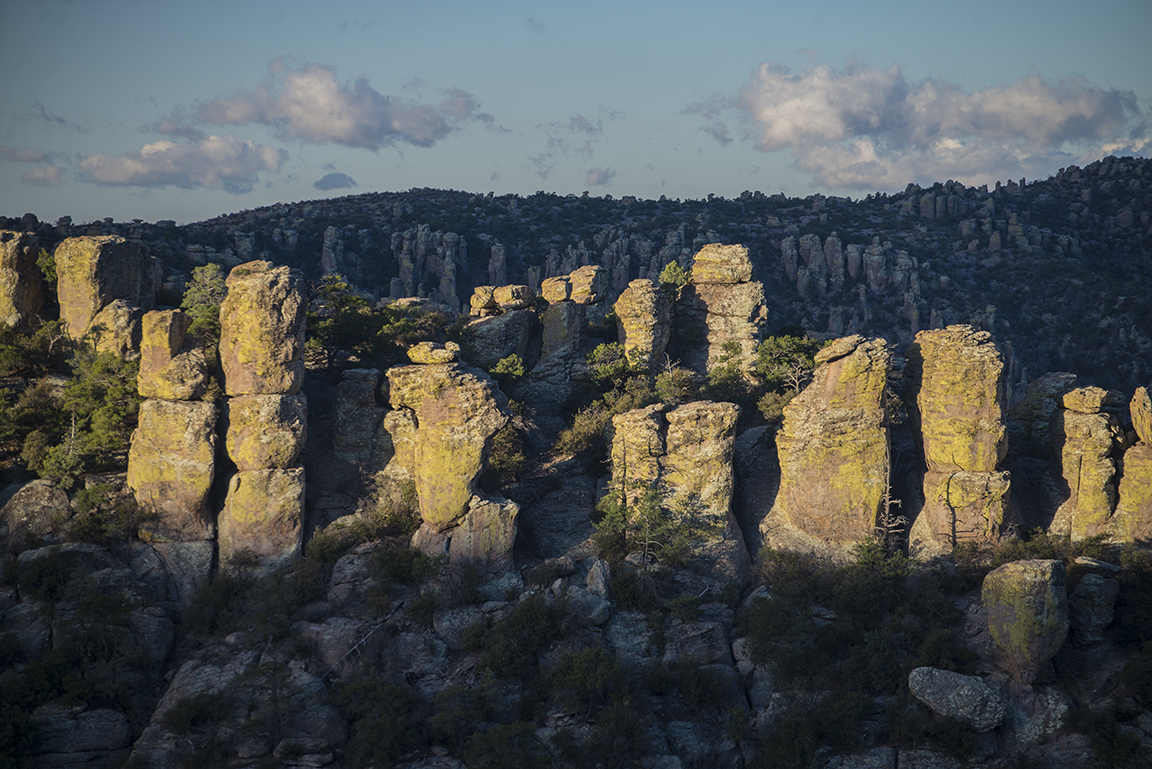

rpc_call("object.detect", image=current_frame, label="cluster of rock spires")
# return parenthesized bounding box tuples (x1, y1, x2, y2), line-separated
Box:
(3, 229, 1152, 768)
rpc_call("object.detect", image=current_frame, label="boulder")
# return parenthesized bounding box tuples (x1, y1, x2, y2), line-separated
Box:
(469, 285, 498, 316)
(410, 493, 519, 575)
(137, 309, 209, 400)
(1131, 386, 1152, 445)
(569, 264, 607, 304)
(30, 704, 131, 754)
(1, 479, 70, 547)
(614, 279, 671, 369)
(673, 280, 766, 375)
(128, 399, 218, 540)
(54, 235, 160, 340)
(218, 261, 306, 396)
(690, 243, 754, 284)
(465, 309, 539, 369)
(407, 340, 460, 364)
(0, 230, 45, 328)
(225, 393, 307, 471)
(218, 468, 305, 574)
(386, 363, 510, 531)
(768, 336, 892, 545)
(1067, 573, 1119, 646)
(493, 284, 534, 310)
(540, 276, 571, 303)
(1062, 386, 1125, 414)
(907, 667, 1007, 732)
(982, 560, 1069, 687)
(88, 299, 146, 359)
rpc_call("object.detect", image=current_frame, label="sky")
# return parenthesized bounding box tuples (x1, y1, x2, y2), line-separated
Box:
(1, 0, 1149, 225)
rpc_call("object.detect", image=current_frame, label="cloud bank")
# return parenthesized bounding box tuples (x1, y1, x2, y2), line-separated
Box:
(78, 135, 286, 193)
(697, 62, 1147, 190)
(313, 172, 357, 191)
(192, 60, 490, 150)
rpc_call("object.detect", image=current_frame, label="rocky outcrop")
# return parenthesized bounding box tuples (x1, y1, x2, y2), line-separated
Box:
(137, 310, 209, 401)
(218, 260, 306, 397)
(609, 400, 748, 583)
(1008, 372, 1077, 458)
(385, 361, 511, 536)
(53, 235, 160, 340)
(1051, 387, 1123, 540)
(908, 325, 1009, 554)
(129, 399, 219, 541)
(543, 264, 608, 305)
(1, 479, 70, 550)
(982, 560, 1069, 687)
(674, 244, 766, 376)
(907, 667, 1007, 732)
(614, 279, 671, 370)
(1113, 442, 1152, 542)
(1132, 386, 1152, 445)
(410, 494, 518, 574)
(0, 230, 45, 328)
(465, 309, 540, 370)
(763, 336, 892, 549)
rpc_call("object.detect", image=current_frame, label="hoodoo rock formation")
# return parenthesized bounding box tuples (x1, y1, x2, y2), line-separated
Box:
(761, 335, 893, 550)
(218, 260, 306, 397)
(613, 279, 671, 370)
(908, 325, 1010, 555)
(53, 235, 161, 341)
(0, 230, 45, 328)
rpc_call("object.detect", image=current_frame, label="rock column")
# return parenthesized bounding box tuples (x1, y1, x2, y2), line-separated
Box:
(217, 261, 308, 573)
(0, 230, 45, 328)
(907, 325, 1010, 555)
(1052, 387, 1124, 540)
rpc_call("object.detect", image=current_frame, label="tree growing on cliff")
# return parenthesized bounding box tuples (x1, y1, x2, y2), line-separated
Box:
(181, 263, 227, 341)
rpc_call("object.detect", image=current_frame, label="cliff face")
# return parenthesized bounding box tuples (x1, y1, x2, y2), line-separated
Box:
(0, 230, 45, 328)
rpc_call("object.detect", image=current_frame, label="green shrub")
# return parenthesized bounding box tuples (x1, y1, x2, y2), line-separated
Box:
(334, 676, 423, 768)
(549, 648, 621, 716)
(163, 691, 232, 734)
(477, 593, 566, 679)
(463, 721, 549, 769)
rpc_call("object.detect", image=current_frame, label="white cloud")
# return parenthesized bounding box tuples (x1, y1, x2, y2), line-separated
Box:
(77, 135, 285, 193)
(586, 167, 615, 186)
(0, 146, 52, 163)
(21, 166, 64, 187)
(707, 62, 1147, 189)
(193, 60, 487, 150)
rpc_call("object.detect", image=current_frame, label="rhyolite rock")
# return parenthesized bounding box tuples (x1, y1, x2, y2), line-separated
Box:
(908, 325, 1010, 553)
(907, 667, 1007, 732)
(1067, 572, 1119, 646)
(569, 264, 607, 304)
(493, 284, 533, 310)
(766, 336, 892, 547)
(1130, 386, 1151, 445)
(1062, 386, 1124, 414)
(1008, 372, 1077, 458)
(406, 340, 460, 364)
(218, 468, 305, 574)
(1112, 443, 1152, 541)
(469, 285, 498, 316)
(385, 362, 510, 532)
(0, 230, 45, 328)
(1053, 394, 1119, 540)
(218, 260, 306, 396)
(614, 279, 671, 370)
(689, 243, 754, 284)
(137, 309, 209, 401)
(464, 309, 539, 370)
(225, 393, 308, 472)
(54, 235, 160, 340)
(982, 559, 1069, 687)
(128, 399, 218, 541)
(1, 479, 70, 548)
(88, 299, 146, 359)
(410, 494, 519, 575)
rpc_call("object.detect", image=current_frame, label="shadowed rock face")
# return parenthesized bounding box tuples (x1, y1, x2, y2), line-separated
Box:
(1133, 386, 1152, 446)
(218, 468, 305, 573)
(767, 336, 892, 546)
(907, 325, 1009, 553)
(137, 310, 209, 401)
(614, 279, 671, 370)
(982, 559, 1069, 687)
(54, 235, 160, 340)
(386, 362, 509, 532)
(218, 260, 306, 396)
(0, 230, 45, 328)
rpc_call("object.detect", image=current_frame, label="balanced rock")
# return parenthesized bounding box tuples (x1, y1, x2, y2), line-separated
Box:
(218, 468, 305, 574)
(540, 276, 571, 303)
(768, 336, 892, 545)
(982, 559, 1069, 687)
(0, 230, 45, 328)
(128, 399, 218, 541)
(406, 340, 460, 364)
(690, 243, 754, 284)
(88, 299, 146, 359)
(218, 261, 305, 396)
(386, 363, 509, 531)
(465, 309, 539, 370)
(1062, 386, 1124, 414)
(614, 279, 671, 369)
(907, 667, 1007, 732)
(225, 393, 307, 471)
(493, 284, 533, 311)
(569, 265, 607, 304)
(469, 285, 498, 316)
(137, 310, 209, 401)
(54, 235, 160, 340)
(410, 493, 519, 575)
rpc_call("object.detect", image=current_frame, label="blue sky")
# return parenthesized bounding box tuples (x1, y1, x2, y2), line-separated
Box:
(2, 0, 1149, 224)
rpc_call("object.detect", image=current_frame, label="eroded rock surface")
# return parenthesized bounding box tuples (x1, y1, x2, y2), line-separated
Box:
(218, 468, 305, 573)
(225, 393, 308, 471)
(1052, 388, 1122, 540)
(908, 667, 1007, 732)
(614, 279, 671, 370)
(218, 260, 306, 396)
(137, 310, 209, 401)
(54, 235, 160, 340)
(982, 559, 1069, 687)
(0, 230, 45, 328)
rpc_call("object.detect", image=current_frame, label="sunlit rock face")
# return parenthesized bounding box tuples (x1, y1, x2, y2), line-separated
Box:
(907, 325, 1010, 555)
(614, 278, 671, 370)
(764, 336, 893, 548)
(0, 230, 45, 329)
(982, 559, 1068, 687)
(54, 235, 160, 340)
(218, 260, 306, 397)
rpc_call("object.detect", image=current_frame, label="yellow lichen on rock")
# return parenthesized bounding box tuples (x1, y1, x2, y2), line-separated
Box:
(690, 243, 753, 284)
(1053, 405, 1118, 540)
(218, 468, 305, 574)
(0, 230, 45, 328)
(982, 559, 1069, 687)
(1131, 386, 1152, 445)
(54, 235, 159, 340)
(218, 261, 305, 396)
(137, 310, 209, 401)
(1112, 444, 1152, 541)
(613, 279, 671, 369)
(225, 393, 308, 472)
